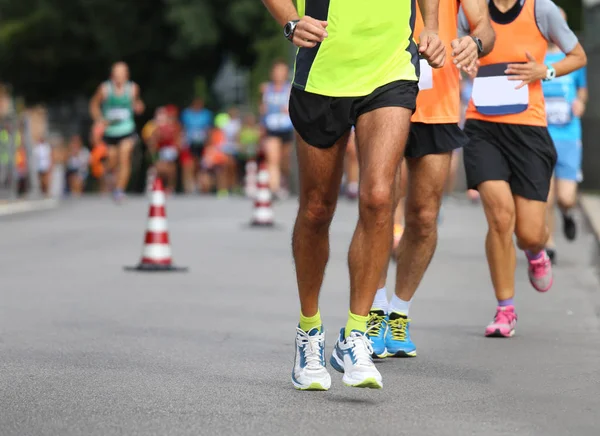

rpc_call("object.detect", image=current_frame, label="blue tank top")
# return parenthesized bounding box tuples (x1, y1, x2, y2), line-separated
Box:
(262, 83, 293, 132)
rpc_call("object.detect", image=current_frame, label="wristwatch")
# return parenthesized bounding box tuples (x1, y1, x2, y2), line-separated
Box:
(471, 36, 484, 56)
(544, 65, 556, 81)
(284, 20, 300, 42)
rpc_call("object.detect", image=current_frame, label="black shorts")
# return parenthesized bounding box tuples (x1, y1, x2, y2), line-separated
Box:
(289, 80, 418, 149)
(405, 123, 468, 159)
(103, 133, 137, 147)
(265, 130, 294, 143)
(463, 119, 557, 202)
(189, 142, 205, 158)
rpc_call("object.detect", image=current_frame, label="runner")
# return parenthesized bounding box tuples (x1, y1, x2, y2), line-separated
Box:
(460, 0, 587, 337)
(89, 62, 144, 202)
(181, 98, 213, 192)
(149, 105, 181, 193)
(262, 0, 445, 390)
(369, 0, 495, 359)
(543, 7, 587, 265)
(65, 134, 90, 197)
(34, 137, 53, 196)
(260, 61, 294, 199)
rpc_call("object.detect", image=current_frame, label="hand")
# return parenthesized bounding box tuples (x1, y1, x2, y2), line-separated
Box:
(506, 52, 547, 90)
(451, 36, 478, 74)
(418, 29, 445, 68)
(572, 98, 586, 118)
(466, 60, 480, 80)
(291, 16, 328, 48)
(134, 101, 145, 115)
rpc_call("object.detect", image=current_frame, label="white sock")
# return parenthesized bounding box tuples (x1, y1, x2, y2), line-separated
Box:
(372, 287, 389, 312)
(389, 294, 411, 316)
(347, 182, 358, 195)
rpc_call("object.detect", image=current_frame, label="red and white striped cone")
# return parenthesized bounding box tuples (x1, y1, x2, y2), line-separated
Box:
(250, 161, 274, 227)
(125, 178, 187, 272)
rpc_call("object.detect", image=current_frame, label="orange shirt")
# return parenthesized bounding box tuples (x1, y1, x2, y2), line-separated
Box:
(412, 0, 461, 124)
(466, 0, 548, 126)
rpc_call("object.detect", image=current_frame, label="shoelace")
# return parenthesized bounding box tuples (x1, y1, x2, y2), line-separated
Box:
(367, 312, 386, 336)
(494, 309, 516, 325)
(347, 326, 377, 366)
(296, 328, 324, 368)
(388, 316, 410, 341)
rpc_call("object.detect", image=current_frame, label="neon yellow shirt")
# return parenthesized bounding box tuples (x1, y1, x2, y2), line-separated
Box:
(294, 0, 419, 97)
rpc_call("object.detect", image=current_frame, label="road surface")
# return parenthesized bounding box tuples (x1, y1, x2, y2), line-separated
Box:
(1, 196, 599, 436)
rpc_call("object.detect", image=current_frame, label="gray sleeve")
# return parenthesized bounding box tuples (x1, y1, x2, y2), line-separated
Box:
(457, 6, 471, 38)
(536, 0, 579, 53)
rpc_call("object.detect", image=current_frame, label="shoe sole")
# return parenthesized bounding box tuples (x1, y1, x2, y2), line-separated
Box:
(485, 328, 515, 338)
(292, 381, 330, 391)
(343, 378, 383, 389)
(387, 350, 417, 358)
(530, 276, 553, 293)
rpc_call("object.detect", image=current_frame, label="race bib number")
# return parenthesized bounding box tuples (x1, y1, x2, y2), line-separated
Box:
(546, 97, 571, 126)
(106, 108, 130, 122)
(265, 113, 292, 131)
(418, 59, 433, 91)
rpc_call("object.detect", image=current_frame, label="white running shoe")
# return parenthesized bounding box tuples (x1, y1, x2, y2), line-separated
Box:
(292, 327, 331, 391)
(330, 328, 383, 389)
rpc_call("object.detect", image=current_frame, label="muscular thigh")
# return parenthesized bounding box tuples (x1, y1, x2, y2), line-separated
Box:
(355, 106, 412, 186)
(118, 138, 135, 159)
(514, 194, 547, 237)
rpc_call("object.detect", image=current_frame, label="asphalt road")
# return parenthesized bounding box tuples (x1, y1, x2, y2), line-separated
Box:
(1, 196, 599, 436)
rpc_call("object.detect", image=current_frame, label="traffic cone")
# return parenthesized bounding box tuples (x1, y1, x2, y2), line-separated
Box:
(250, 160, 274, 227)
(244, 159, 258, 199)
(124, 178, 187, 272)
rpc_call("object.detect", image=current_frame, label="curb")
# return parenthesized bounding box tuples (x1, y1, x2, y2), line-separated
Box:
(0, 198, 59, 217)
(581, 194, 600, 245)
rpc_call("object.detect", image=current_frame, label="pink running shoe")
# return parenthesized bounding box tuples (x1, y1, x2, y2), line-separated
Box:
(485, 306, 517, 338)
(527, 251, 553, 293)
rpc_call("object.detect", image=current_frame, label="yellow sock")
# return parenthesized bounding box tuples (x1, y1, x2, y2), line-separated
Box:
(345, 310, 369, 338)
(299, 310, 322, 332)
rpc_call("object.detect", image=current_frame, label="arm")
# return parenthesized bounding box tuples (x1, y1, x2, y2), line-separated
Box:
(132, 83, 145, 115)
(572, 68, 588, 118)
(461, 0, 495, 57)
(89, 85, 105, 123)
(417, 0, 446, 68)
(417, 0, 439, 31)
(261, 0, 327, 48)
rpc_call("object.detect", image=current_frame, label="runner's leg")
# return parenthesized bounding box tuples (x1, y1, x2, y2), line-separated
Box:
(546, 176, 557, 262)
(264, 136, 282, 194)
(116, 137, 135, 193)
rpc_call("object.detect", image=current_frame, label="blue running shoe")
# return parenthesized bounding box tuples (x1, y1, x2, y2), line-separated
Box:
(385, 312, 417, 357)
(366, 310, 388, 358)
(292, 327, 331, 390)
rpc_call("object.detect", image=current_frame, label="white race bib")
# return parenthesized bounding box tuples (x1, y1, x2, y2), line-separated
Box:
(545, 97, 571, 126)
(472, 75, 528, 116)
(418, 59, 433, 91)
(106, 108, 130, 122)
(265, 113, 292, 131)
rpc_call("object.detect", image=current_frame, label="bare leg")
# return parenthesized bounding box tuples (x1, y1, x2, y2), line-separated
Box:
(264, 136, 282, 193)
(293, 133, 348, 317)
(546, 176, 557, 249)
(394, 152, 452, 302)
(349, 107, 412, 317)
(116, 138, 135, 192)
(478, 181, 516, 302)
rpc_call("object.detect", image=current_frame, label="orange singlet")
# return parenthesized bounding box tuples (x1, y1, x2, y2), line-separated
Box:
(466, 0, 548, 126)
(412, 0, 461, 124)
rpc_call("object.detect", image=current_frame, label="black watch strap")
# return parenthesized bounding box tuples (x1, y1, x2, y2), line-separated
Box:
(471, 36, 484, 56)
(284, 20, 300, 42)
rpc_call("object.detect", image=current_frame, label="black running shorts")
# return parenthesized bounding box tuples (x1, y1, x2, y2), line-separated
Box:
(405, 123, 468, 159)
(463, 119, 557, 202)
(289, 80, 418, 149)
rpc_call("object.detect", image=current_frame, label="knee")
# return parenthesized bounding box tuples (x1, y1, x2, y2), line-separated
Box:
(515, 224, 547, 250)
(557, 194, 577, 210)
(359, 184, 392, 218)
(487, 205, 515, 236)
(405, 201, 439, 238)
(300, 191, 336, 228)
